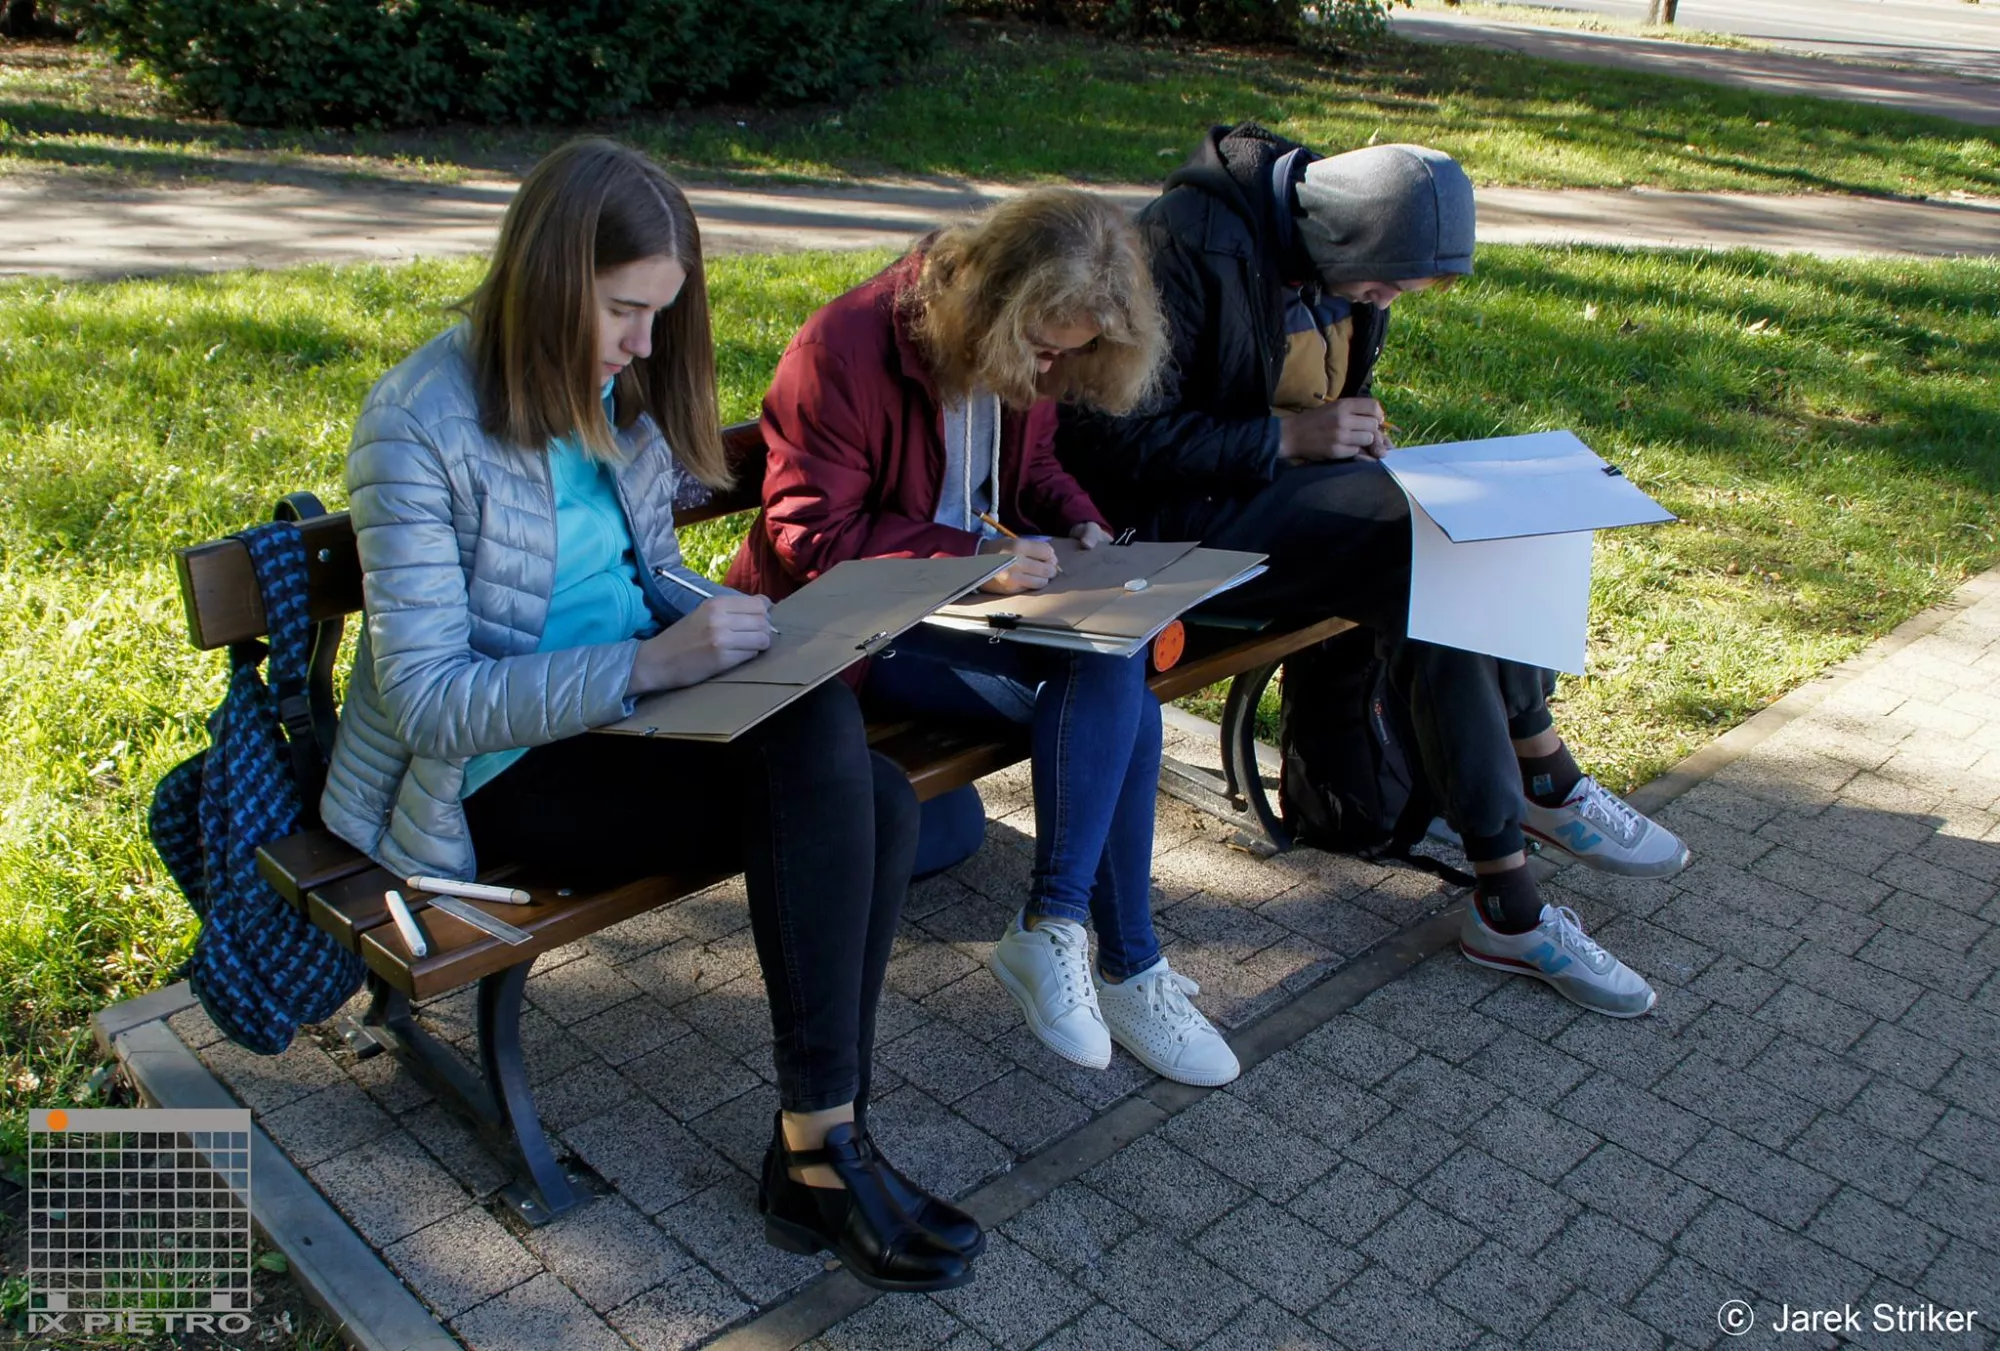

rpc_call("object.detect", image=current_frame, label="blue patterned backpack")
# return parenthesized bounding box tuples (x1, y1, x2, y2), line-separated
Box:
(149, 518, 365, 1054)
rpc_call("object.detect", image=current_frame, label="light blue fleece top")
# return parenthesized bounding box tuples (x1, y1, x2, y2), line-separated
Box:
(463, 386, 660, 795)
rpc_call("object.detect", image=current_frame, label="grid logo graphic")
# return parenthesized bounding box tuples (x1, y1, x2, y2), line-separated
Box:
(27, 1107, 256, 1337)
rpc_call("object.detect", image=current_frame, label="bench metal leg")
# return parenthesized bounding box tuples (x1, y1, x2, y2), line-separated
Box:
(1157, 662, 1292, 856)
(340, 974, 499, 1122)
(477, 964, 587, 1225)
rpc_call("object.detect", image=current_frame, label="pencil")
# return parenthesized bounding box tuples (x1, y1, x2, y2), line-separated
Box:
(652, 567, 780, 633)
(977, 512, 1061, 574)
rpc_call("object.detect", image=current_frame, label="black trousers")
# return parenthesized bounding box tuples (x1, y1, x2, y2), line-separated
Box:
(1194, 460, 1557, 862)
(464, 681, 918, 1113)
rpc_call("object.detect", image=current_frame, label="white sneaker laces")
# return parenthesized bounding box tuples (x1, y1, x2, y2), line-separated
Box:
(1040, 922, 1094, 1008)
(1136, 967, 1205, 1039)
(1547, 905, 1611, 966)
(1574, 778, 1644, 846)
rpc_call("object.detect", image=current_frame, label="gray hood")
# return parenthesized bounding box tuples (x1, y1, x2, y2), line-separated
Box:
(1295, 144, 1475, 284)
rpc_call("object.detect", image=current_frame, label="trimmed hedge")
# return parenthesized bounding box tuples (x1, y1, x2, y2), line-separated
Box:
(79, 0, 941, 128)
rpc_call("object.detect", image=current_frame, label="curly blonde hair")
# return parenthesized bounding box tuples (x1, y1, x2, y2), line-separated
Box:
(905, 188, 1167, 414)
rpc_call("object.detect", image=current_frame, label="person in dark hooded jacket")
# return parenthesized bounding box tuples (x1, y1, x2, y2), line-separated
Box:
(1058, 124, 1688, 1020)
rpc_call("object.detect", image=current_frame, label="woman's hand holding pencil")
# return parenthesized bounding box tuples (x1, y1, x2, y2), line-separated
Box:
(975, 515, 1061, 596)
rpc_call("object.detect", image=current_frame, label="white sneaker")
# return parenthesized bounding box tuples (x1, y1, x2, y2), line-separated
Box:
(1523, 776, 1690, 879)
(1095, 958, 1241, 1087)
(1459, 902, 1657, 1019)
(989, 913, 1111, 1069)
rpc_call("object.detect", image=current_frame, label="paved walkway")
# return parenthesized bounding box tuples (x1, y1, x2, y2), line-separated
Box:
(7, 176, 2000, 280)
(131, 564, 2000, 1351)
(1393, 12, 2000, 126)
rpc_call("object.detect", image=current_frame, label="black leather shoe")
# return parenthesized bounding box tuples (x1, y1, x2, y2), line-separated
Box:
(856, 1125, 986, 1260)
(757, 1120, 974, 1291)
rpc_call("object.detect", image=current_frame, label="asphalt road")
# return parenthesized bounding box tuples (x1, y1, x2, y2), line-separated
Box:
(1496, 0, 2000, 77)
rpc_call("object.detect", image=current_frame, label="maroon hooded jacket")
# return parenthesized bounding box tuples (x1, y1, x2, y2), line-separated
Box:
(726, 253, 1111, 602)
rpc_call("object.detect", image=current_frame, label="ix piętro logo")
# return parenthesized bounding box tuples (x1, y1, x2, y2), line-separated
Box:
(26, 1106, 255, 1337)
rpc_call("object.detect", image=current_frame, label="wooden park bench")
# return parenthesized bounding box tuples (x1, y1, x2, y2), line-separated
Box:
(169, 420, 1352, 1225)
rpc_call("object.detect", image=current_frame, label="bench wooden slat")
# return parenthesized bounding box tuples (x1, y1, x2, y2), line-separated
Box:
(259, 830, 376, 907)
(176, 514, 365, 651)
(1148, 616, 1356, 703)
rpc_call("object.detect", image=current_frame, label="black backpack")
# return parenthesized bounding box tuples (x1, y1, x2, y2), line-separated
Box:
(1278, 627, 1474, 886)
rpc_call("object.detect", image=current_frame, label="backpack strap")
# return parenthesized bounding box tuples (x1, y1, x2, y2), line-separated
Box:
(235, 520, 325, 823)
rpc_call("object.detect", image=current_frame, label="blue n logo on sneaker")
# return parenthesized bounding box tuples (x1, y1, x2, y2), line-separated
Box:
(1554, 820, 1603, 853)
(1527, 941, 1571, 975)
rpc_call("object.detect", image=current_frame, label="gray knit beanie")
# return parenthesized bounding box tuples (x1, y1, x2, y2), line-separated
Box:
(1295, 144, 1475, 284)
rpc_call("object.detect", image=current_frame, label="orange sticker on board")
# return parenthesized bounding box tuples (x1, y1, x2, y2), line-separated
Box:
(1151, 620, 1186, 673)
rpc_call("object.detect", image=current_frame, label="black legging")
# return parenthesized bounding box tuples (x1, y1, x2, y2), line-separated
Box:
(463, 681, 918, 1113)
(1191, 459, 1556, 862)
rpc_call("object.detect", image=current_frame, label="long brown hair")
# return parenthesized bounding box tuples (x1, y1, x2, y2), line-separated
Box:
(906, 188, 1167, 414)
(465, 138, 728, 486)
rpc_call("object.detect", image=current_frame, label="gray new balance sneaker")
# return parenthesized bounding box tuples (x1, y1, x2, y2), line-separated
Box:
(1523, 776, 1690, 879)
(1459, 902, 1657, 1018)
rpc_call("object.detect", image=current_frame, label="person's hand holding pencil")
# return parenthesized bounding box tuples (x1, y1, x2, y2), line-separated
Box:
(975, 513, 1061, 595)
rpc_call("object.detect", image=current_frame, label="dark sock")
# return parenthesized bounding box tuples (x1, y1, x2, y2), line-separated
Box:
(1519, 743, 1584, 808)
(1474, 864, 1544, 935)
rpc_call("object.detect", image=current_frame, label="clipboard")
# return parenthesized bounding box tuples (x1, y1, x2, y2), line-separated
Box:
(925, 540, 1269, 657)
(598, 554, 1009, 742)
(1382, 431, 1676, 674)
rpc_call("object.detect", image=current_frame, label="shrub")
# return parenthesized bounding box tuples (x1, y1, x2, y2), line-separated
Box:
(75, 0, 942, 128)
(958, 0, 1403, 44)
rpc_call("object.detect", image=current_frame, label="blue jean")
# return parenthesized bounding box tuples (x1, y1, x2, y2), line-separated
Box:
(865, 625, 1164, 980)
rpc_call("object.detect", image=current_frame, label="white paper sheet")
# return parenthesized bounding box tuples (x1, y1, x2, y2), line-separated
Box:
(1385, 431, 1676, 542)
(1405, 501, 1597, 674)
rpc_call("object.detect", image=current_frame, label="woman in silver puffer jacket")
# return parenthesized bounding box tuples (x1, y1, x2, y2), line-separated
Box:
(322, 139, 981, 1292)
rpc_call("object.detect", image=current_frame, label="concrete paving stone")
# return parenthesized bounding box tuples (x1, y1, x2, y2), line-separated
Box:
(884, 930, 985, 1000)
(1262, 837, 1396, 896)
(1750, 848, 1892, 915)
(1914, 831, 2000, 886)
(689, 1088, 781, 1180)
(674, 976, 779, 1059)
(418, 987, 480, 1045)
(1882, 699, 1987, 744)
(1433, 1240, 1573, 1340)
(621, 1031, 764, 1123)
(1907, 1163, 2000, 1252)
(562, 1097, 738, 1216)
(1750, 983, 1873, 1054)
(399, 1100, 514, 1198)
(948, 834, 1035, 909)
(867, 1086, 1013, 1201)
(1192, 1196, 1364, 1314)
(878, 1019, 1015, 1106)
(1674, 779, 1786, 832)
(345, 1048, 438, 1116)
(1676, 1199, 1870, 1310)
(520, 1193, 691, 1312)
(1228, 1052, 1393, 1152)
(916, 890, 1020, 948)
(1157, 888, 1294, 957)
(1786, 1112, 1936, 1209)
(1537, 1209, 1667, 1306)
(1838, 770, 1946, 818)
(1673, 1126, 1839, 1229)
(1859, 927, 1995, 1001)
(1374, 1054, 1508, 1134)
(1743, 1035, 1873, 1112)
(920, 967, 1024, 1044)
(1000, 1181, 1142, 1281)
(1027, 1302, 1168, 1351)
(1876, 853, 2000, 916)
(624, 935, 758, 1010)
(533, 1057, 638, 1134)
(1766, 719, 1900, 772)
(1163, 1090, 1340, 1203)
(1815, 802, 1943, 857)
(1711, 748, 1852, 813)
(1465, 1101, 1600, 1185)
(381, 1204, 540, 1321)
(1341, 1110, 1465, 1188)
(201, 1035, 346, 1114)
(1458, 1029, 1595, 1110)
(581, 901, 684, 968)
(1310, 1262, 1483, 1351)
(1550, 1014, 1690, 1089)
(1804, 1185, 1949, 1288)
(1292, 1016, 1422, 1087)
(1397, 949, 1513, 1007)
(1559, 1144, 1712, 1244)
(1521, 1289, 1665, 1351)
(1554, 863, 1676, 920)
(259, 1081, 398, 1168)
(1079, 1228, 1256, 1350)
(1778, 942, 1924, 1022)
(528, 953, 646, 1028)
(991, 1024, 1156, 1111)
(1417, 1147, 1580, 1254)
(1844, 1075, 1951, 1147)
(1900, 989, 2000, 1064)
(1650, 806, 1773, 872)
(567, 994, 694, 1069)
(1682, 954, 1781, 1017)
(1350, 984, 1507, 1065)
(1287, 1158, 1409, 1245)
(516, 1007, 596, 1087)
(1472, 977, 1586, 1041)
(1641, 984, 1713, 1040)
(1919, 1105, 2000, 1182)
(1653, 1053, 1818, 1151)
(1676, 1006, 1780, 1070)
(1253, 889, 1398, 957)
(805, 1294, 967, 1351)
(905, 870, 992, 924)
(1194, 1298, 1344, 1351)
(931, 1232, 1093, 1350)
(1934, 1053, 2000, 1122)
(1869, 892, 1992, 955)
(953, 1068, 1091, 1155)
(1628, 1253, 1746, 1348)
(608, 1264, 755, 1351)
(166, 1004, 225, 1050)
(1586, 917, 1714, 988)
(307, 1129, 472, 1246)
(660, 878, 752, 945)
(1652, 896, 1801, 972)
(1357, 1197, 1486, 1286)
(1556, 1072, 1709, 1167)
(1919, 1240, 2000, 1332)
(1083, 1132, 1249, 1238)
(1347, 867, 1458, 923)
(1789, 903, 1886, 958)
(653, 1172, 821, 1305)
(451, 1270, 631, 1351)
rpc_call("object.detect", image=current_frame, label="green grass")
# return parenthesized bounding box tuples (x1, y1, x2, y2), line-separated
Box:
(4, 21, 1997, 200)
(2, 243, 1998, 1130)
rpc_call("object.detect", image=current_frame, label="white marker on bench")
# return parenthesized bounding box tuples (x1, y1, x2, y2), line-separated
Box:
(383, 889, 429, 958)
(407, 876, 532, 906)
